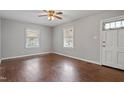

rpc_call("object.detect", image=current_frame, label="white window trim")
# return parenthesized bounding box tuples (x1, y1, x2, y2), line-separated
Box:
(25, 28, 40, 48)
(63, 26, 74, 48)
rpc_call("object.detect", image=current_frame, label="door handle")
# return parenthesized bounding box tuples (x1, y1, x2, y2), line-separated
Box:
(102, 45, 106, 47)
(102, 41, 106, 43)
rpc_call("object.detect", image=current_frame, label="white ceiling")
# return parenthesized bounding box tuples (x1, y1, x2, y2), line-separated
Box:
(0, 10, 106, 27)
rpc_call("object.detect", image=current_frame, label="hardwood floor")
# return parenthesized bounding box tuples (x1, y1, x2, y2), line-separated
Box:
(0, 53, 124, 82)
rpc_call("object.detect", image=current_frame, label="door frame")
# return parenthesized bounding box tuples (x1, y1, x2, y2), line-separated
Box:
(100, 15, 124, 65)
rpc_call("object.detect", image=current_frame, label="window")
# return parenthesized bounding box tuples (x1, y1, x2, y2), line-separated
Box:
(110, 22, 116, 29)
(63, 27, 73, 48)
(105, 23, 110, 30)
(103, 19, 124, 30)
(25, 29, 40, 48)
(116, 21, 121, 28)
(122, 20, 124, 27)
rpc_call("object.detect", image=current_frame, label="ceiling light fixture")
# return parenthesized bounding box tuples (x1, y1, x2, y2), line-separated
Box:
(38, 10, 63, 21)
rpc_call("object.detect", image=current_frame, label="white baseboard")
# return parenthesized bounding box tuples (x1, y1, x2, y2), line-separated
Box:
(1, 52, 51, 61)
(1, 52, 100, 66)
(53, 52, 101, 65)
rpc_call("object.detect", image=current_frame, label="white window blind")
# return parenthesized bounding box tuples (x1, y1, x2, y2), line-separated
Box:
(25, 29, 40, 48)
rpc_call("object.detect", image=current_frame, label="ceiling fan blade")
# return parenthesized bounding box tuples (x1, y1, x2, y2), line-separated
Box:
(43, 10, 48, 13)
(56, 12, 63, 15)
(54, 15, 62, 20)
(38, 14, 47, 17)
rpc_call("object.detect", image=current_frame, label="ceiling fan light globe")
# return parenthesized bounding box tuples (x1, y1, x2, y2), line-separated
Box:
(48, 16, 51, 20)
(51, 16, 54, 20)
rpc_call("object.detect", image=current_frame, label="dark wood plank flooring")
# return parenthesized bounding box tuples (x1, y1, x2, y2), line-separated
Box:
(0, 53, 124, 82)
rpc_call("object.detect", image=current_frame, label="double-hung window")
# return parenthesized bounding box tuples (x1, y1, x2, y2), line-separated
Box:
(63, 27, 73, 48)
(25, 28, 40, 48)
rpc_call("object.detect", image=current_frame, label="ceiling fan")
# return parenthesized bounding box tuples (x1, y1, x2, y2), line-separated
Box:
(38, 10, 63, 21)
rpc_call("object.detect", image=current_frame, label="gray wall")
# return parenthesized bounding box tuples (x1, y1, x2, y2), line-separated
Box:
(1, 19, 52, 58)
(1, 11, 124, 64)
(0, 18, 1, 60)
(53, 11, 124, 64)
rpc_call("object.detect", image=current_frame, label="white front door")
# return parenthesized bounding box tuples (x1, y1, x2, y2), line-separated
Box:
(102, 29, 124, 70)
